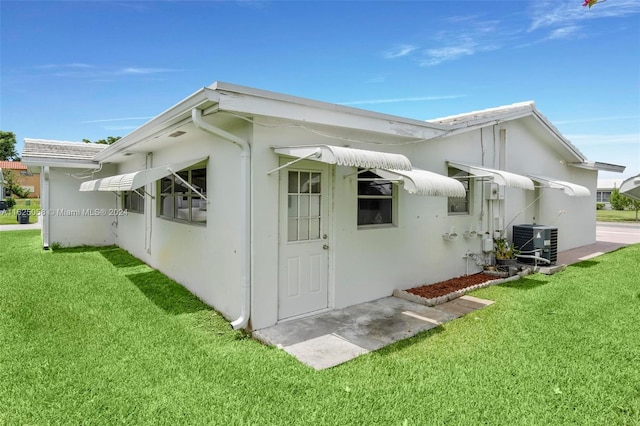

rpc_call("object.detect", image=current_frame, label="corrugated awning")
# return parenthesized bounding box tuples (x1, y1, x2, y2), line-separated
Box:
(620, 175, 640, 201)
(79, 157, 207, 192)
(447, 161, 534, 190)
(528, 175, 591, 197)
(273, 145, 412, 171)
(374, 168, 467, 197)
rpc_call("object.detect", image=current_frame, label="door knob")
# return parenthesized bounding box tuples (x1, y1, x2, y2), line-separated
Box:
(323, 244, 329, 250)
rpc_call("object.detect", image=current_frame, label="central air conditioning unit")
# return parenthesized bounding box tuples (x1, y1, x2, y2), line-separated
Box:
(513, 224, 558, 265)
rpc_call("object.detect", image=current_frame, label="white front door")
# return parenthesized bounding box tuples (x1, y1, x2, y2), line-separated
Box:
(278, 162, 329, 320)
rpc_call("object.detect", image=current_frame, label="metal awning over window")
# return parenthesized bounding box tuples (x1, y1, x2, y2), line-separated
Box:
(528, 175, 591, 197)
(271, 145, 412, 173)
(447, 161, 534, 190)
(79, 157, 208, 192)
(620, 175, 640, 201)
(374, 168, 467, 197)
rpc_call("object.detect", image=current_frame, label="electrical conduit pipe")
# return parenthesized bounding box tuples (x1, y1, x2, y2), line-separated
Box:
(191, 108, 252, 330)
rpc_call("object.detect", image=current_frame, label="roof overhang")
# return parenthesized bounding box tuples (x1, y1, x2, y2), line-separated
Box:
(21, 157, 102, 169)
(447, 161, 535, 190)
(568, 161, 626, 173)
(79, 157, 207, 192)
(620, 175, 640, 201)
(528, 174, 591, 197)
(273, 145, 413, 171)
(374, 168, 467, 197)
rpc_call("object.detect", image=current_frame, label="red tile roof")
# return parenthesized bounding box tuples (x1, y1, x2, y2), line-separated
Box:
(0, 161, 28, 170)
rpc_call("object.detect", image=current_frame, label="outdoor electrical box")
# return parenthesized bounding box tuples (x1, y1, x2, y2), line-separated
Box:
(484, 182, 504, 200)
(513, 224, 558, 265)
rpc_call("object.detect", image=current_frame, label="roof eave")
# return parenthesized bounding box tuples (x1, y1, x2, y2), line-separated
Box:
(21, 157, 102, 169)
(568, 161, 626, 173)
(93, 87, 220, 162)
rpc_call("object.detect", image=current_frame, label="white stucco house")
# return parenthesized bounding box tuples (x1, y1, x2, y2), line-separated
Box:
(22, 82, 624, 331)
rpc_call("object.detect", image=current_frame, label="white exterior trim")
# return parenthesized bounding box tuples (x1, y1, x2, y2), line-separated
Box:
(79, 157, 207, 192)
(529, 175, 591, 197)
(620, 175, 640, 201)
(273, 145, 412, 170)
(374, 168, 466, 197)
(447, 161, 535, 190)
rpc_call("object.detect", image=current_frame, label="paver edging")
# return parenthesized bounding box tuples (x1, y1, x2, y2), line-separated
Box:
(393, 270, 531, 307)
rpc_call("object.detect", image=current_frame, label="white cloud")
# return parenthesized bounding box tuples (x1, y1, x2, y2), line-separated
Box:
(565, 133, 640, 146)
(81, 117, 154, 124)
(341, 95, 466, 106)
(383, 45, 418, 59)
(546, 25, 583, 40)
(117, 67, 178, 75)
(420, 44, 476, 66)
(528, 0, 640, 32)
(555, 115, 640, 125)
(34, 63, 95, 69)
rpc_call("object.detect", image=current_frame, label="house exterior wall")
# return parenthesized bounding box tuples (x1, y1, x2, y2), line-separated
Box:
(34, 110, 598, 331)
(47, 166, 116, 247)
(112, 122, 250, 322)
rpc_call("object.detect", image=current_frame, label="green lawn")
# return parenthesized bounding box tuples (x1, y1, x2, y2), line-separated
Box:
(0, 198, 41, 224)
(597, 208, 640, 222)
(1, 230, 639, 425)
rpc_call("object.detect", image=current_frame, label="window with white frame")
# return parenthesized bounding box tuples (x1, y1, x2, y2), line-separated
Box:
(122, 187, 144, 214)
(448, 167, 470, 214)
(158, 165, 207, 224)
(357, 170, 395, 226)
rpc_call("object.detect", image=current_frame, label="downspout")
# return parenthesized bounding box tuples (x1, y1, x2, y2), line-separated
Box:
(42, 166, 50, 249)
(191, 108, 252, 330)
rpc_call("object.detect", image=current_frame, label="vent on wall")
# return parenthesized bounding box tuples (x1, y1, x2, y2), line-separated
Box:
(513, 224, 558, 265)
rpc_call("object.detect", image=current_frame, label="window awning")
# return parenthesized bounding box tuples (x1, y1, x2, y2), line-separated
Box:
(447, 161, 534, 190)
(79, 157, 208, 192)
(374, 168, 467, 197)
(528, 175, 591, 197)
(620, 175, 640, 201)
(273, 145, 412, 171)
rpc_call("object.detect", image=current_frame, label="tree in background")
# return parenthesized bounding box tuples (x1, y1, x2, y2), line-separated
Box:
(2, 169, 31, 199)
(83, 136, 121, 145)
(0, 131, 20, 161)
(609, 188, 629, 211)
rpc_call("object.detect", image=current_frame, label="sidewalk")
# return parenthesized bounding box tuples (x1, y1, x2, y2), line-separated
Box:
(0, 214, 42, 231)
(557, 222, 640, 265)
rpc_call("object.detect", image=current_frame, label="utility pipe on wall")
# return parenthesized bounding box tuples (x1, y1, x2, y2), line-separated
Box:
(191, 108, 252, 330)
(42, 166, 50, 249)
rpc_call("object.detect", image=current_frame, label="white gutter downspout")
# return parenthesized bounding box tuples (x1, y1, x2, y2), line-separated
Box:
(191, 108, 252, 330)
(42, 166, 50, 249)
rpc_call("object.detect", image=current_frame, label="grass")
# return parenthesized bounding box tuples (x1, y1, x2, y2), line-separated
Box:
(1, 230, 639, 425)
(597, 208, 640, 222)
(0, 198, 41, 224)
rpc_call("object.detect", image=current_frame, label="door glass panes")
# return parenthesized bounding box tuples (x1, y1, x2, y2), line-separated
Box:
(287, 170, 321, 242)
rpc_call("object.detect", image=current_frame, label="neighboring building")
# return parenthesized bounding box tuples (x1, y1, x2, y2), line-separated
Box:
(596, 179, 624, 209)
(0, 161, 41, 198)
(22, 82, 625, 331)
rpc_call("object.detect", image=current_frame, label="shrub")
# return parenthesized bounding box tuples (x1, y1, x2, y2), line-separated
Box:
(4, 197, 16, 209)
(596, 203, 605, 210)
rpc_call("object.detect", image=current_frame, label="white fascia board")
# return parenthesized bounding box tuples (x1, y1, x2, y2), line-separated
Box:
(213, 86, 448, 141)
(21, 157, 102, 169)
(94, 88, 220, 163)
(568, 161, 626, 173)
(530, 110, 586, 162)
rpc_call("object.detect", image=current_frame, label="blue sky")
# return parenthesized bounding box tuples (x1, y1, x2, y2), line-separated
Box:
(2, 0, 639, 179)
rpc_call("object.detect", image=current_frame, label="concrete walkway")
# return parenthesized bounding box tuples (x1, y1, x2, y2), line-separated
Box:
(255, 295, 493, 370)
(0, 213, 42, 231)
(255, 222, 640, 370)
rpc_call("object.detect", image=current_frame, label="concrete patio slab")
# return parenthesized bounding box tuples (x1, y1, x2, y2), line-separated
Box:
(254, 295, 493, 370)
